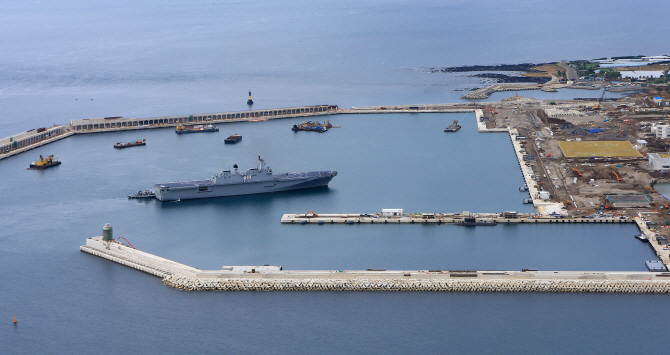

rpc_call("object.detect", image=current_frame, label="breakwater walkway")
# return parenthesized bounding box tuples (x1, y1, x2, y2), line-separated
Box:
(81, 236, 670, 292)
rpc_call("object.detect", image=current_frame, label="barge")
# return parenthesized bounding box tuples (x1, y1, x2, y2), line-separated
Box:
(28, 155, 61, 170)
(114, 139, 146, 149)
(175, 124, 219, 134)
(444, 120, 461, 132)
(224, 134, 242, 144)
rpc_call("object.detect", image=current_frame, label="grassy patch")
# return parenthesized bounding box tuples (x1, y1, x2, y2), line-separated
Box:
(558, 141, 641, 158)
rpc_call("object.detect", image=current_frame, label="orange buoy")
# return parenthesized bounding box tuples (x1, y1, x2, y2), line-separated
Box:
(13, 315, 17, 324)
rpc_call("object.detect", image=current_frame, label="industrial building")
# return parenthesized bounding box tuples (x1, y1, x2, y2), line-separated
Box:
(648, 153, 670, 170)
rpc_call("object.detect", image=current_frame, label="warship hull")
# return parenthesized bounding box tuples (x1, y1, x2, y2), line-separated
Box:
(154, 171, 336, 201)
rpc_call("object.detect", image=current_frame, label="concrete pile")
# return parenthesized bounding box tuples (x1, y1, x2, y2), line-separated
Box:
(162, 276, 670, 293)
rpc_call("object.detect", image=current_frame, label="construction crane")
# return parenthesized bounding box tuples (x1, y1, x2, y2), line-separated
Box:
(593, 89, 606, 110)
(467, 99, 482, 109)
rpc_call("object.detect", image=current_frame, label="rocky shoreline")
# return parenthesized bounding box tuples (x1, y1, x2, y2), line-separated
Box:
(470, 73, 551, 84)
(429, 63, 551, 73)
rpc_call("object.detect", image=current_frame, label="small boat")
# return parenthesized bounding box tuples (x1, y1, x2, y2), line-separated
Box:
(175, 124, 219, 134)
(634, 234, 648, 242)
(224, 134, 242, 144)
(28, 155, 61, 170)
(114, 139, 146, 149)
(455, 217, 497, 226)
(128, 189, 156, 199)
(444, 120, 461, 132)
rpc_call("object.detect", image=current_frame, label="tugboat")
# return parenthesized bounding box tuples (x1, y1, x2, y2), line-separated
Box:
(455, 217, 497, 226)
(224, 134, 242, 144)
(128, 189, 156, 199)
(634, 234, 648, 242)
(28, 155, 61, 170)
(175, 123, 219, 134)
(114, 139, 146, 149)
(444, 120, 461, 132)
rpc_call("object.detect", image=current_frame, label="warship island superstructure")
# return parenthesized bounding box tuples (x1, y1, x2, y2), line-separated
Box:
(153, 155, 337, 201)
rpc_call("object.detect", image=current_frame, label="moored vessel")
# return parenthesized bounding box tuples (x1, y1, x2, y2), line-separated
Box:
(224, 134, 242, 144)
(28, 155, 61, 170)
(128, 189, 156, 199)
(455, 217, 497, 226)
(154, 155, 337, 201)
(175, 123, 219, 134)
(444, 120, 461, 132)
(292, 120, 337, 133)
(114, 139, 146, 149)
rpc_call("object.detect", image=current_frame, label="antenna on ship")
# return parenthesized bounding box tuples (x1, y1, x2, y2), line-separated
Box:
(247, 91, 253, 106)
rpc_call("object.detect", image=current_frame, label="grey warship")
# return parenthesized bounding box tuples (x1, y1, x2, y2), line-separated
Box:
(153, 155, 337, 201)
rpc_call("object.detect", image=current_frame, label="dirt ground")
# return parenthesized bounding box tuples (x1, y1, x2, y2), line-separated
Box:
(523, 64, 564, 78)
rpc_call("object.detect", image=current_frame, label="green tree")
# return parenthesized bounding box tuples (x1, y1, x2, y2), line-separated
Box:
(605, 71, 620, 79)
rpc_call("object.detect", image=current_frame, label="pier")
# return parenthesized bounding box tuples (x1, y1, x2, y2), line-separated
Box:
(81, 236, 670, 293)
(0, 125, 73, 160)
(634, 216, 670, 267)
(280, 212, 632, 224)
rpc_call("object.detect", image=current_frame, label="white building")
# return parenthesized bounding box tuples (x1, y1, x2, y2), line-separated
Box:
(382, 209, 403, 217)
(651, 124, 670, 138)
(648, 153, 670, 170)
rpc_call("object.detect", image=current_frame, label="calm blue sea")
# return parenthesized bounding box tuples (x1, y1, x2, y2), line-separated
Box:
(2, 1, 670, 353)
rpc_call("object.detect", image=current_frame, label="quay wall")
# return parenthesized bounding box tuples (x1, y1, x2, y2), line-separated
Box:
(69, 104, 339, 133)
(0, 126, 73, 161)
(280, 214, 632, 224)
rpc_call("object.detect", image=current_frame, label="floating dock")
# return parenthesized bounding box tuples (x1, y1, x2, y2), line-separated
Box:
(81, 236, 670, 292)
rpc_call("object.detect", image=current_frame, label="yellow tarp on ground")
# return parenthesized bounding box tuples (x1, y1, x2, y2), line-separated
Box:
(558, 141, 641, 158)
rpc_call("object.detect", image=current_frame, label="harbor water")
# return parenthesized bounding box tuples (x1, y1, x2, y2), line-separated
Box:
(2, 0, 670, 353)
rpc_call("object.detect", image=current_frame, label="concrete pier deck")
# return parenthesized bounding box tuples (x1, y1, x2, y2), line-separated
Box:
(634, 216, 670, 268)
(81, 236, 670, 292)
(280, 213, 632, 224)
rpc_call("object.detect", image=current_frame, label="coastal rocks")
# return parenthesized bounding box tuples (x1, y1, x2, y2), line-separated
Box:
(161, 276, 670, 293)
(428, 63, 549, 73)
(470, 73, 550, 84)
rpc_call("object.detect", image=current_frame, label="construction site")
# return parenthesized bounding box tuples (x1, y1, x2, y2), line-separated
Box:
(477, 91, 670, 221)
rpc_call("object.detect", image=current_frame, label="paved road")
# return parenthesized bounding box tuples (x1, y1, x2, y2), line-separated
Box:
(558, 62, 577, 80)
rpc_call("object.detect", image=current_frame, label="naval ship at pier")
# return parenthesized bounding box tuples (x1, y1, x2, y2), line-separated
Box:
(153, 155, 337, 201)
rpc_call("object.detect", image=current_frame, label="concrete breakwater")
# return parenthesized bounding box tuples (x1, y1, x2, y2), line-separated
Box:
(0, 103, 481, 161)
(162, 276, 670, 293)
(81, 236, 670, 293)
